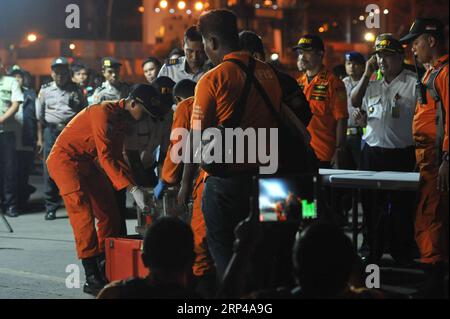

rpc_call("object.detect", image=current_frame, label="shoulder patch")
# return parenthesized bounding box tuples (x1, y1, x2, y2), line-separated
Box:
(41, 81, 54, 90)
(167, 58, 181, 66)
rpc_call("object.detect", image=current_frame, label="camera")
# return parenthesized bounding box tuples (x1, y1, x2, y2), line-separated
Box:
(256, 174, 320, 224)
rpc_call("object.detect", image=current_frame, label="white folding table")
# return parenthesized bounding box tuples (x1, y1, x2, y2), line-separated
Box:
(319, 169, 420, 258)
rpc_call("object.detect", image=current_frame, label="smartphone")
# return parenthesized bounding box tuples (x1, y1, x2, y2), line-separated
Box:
(257, 174, 319, 223)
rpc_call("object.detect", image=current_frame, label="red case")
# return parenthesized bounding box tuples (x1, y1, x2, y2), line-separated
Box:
(105, 236, 149, 282)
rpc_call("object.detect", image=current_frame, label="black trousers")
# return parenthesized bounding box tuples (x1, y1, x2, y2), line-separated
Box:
(0, 132, 18, 211)
(43, 127, 62, 212)
(17, 150, 36, 209)
(360, 144, 417, 261)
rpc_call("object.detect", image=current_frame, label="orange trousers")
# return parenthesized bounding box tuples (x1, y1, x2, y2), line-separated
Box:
(415, 145, 449, 264)
(191, 176, 214, 276)
(61, 168, 121, 260)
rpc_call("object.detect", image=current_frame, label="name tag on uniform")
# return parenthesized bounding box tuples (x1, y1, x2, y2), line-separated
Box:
(391, 93, 401, 119)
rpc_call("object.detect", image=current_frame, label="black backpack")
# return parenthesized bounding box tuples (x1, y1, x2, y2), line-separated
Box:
(200, 57, 318, 176)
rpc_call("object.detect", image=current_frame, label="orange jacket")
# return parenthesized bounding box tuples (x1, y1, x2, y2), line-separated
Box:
(47, 99, 135, 195)
(191, 51, 282, 174)
(298, 66, 348, 162)
(413, 54, 449, 153)
(162, 97, 194, 185)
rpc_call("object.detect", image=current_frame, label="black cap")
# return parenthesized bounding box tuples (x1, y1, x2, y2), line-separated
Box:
(344, 51, 366, 64)
(101, 57, 122, 68)
(400, 18, 445, 43)
(292, 35, 324, 52)
(152, 76, 176, 111)
(8, 65, 25, 76)
(371, 34, 404, 55)
(51, 57, 69, 69)
(129, 84, 170, 118)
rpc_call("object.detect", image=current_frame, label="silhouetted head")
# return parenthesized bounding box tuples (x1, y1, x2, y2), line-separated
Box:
(142, 217, 195, 274)
(293, 221, 357, 298)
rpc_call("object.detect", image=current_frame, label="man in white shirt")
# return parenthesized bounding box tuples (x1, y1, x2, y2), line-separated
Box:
(351, 34, 417, 265)
(158, 26, 211, 84)
(0, 60, 24, 218)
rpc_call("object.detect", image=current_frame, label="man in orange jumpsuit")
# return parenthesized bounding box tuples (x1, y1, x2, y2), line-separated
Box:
(184, 9, 283, 280)
(154, 79, 215, 297)
(294, 35, 348, 169)
(295, 35, 349, 224)
(47, 84, 170, 296)
(401, 18, 448, 298)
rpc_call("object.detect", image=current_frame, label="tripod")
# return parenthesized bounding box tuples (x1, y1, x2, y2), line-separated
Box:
(0, 212, 13, 232)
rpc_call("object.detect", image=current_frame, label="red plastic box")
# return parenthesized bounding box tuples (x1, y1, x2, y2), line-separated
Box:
(105, 236, 149, 282)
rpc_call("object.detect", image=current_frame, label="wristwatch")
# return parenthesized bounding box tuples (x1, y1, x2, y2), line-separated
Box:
(443, 152, 449, 162)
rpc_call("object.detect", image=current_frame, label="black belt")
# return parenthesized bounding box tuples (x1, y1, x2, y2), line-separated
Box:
(346, 127, 363, 136)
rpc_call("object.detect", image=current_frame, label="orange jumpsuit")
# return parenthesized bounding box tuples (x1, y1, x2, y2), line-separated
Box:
(413, 54, 449, 265)
(47, 100, 135, 259)
(161, 97, 212, 276)
(298, 67, 348, 162)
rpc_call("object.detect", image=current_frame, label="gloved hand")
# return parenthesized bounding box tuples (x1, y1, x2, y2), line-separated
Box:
(153, 179, 167, 200)
(129, 186, 150, 211)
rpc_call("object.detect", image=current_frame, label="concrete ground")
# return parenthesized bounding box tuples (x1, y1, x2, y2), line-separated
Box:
(0, 175, 139, 299)
(0, 175, 427, 299)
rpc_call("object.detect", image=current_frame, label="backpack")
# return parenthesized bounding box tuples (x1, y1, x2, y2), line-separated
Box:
(224, 58, 318, 175)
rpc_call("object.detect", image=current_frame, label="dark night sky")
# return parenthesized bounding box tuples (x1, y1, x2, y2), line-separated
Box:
(0, 0, 143, 42)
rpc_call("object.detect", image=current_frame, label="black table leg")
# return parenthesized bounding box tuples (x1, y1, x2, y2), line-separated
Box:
(352, 188, 358, 251)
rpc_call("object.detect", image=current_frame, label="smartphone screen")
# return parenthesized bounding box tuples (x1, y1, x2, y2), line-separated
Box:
(258, 174, 318, 223)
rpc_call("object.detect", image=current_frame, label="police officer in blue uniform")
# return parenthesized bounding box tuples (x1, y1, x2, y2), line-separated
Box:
(93, 57, 130, 103)
(36, 57, 87, 220)
(158, 26, 211, 83)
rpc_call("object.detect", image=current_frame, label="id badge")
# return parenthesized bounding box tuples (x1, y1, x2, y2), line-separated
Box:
(391, 93, 401, 119)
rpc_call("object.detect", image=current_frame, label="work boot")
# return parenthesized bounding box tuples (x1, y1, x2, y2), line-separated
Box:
(96, 253, 108, 283)
(45, 211, 56, 220)
(82, 256, 107, 296)
(5, 207, 19, 218)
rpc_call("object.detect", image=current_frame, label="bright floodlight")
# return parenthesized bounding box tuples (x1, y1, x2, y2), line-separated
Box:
(364, 32, 376, 42)
(159, 0, 168, 9)
(195, 1, 204, 11)
(27, 33, 37, 42)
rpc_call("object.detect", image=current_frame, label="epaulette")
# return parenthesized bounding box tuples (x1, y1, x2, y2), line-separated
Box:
(95, 86, 106, 93)
(41, 81, 54, 90)
(167, 58, 181, 66)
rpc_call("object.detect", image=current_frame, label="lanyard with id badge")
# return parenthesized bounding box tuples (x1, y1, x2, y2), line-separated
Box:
(391, 93, 401, 119)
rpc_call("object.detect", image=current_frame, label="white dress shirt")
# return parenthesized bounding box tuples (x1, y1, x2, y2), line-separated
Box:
(362, 69, 417, 149)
